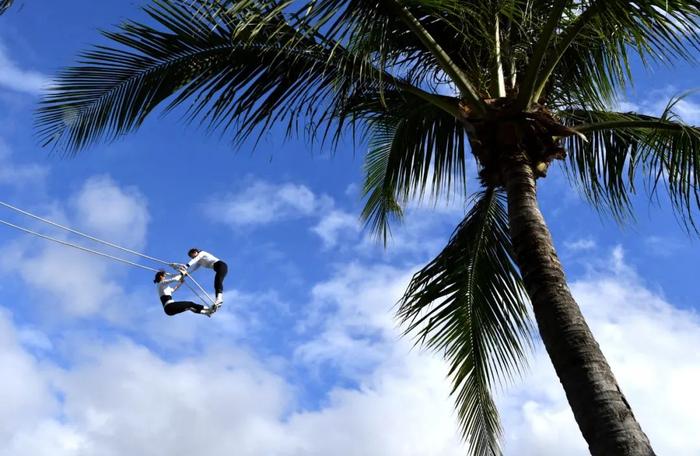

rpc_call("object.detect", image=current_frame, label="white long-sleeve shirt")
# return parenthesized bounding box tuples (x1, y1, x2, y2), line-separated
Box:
(186, 251, 220, 273)
(156, 274, 183, 299)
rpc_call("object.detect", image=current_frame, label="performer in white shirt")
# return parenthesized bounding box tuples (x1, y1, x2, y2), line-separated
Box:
(179, 248, 228, 309)
(154, 270, 212, 317)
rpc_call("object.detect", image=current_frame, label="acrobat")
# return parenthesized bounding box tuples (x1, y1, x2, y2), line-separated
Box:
(178, 248, 228, 311)
(154, 270, 213, 317)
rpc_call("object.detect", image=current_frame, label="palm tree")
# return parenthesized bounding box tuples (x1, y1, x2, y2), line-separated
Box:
(0, 0, 15, 15)
(36, 1, 700, 454)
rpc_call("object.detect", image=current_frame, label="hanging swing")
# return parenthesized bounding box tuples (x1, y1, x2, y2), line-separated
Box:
(0, 200, 216, 308)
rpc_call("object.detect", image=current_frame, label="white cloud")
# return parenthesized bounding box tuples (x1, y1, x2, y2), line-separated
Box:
(0, 257, 466, 456)
(564, 237, 596, 252)
(52, 342, 293, 456)
(72, 176, 150, 250)
(0, 139, 49, 187)
(0, 176, 151, 319)
(643, 235, 684, 258)
(616, 87, 700, 125)
(0, 309, 58, 442)
(138, 287, 279, 350)
(207, 176, 465, 258)
(500, 247, 700, 455)
(0, 304, 465, 456)
(614, 100, 641, 112)
(208, 178, 364, 251)
(277, 182, 319, 213)
(0, 42, 51, 95)
(283, 351, 464, 456)
(295, 263, 409, 377)
(5, 420, 87, 456)
(344, 182, 359, 197)
(669, 97, 700, 125)
(208, 179, 333, 227)
(11, 244, 124, 317)
(312, 210, 359, 248)
(1, 211, 698, 456)
(354, 205, 460, 260)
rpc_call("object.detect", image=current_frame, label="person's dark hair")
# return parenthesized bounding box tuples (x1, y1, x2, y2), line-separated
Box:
(153, 270, 166, 283)
(188, 248, 200, 257)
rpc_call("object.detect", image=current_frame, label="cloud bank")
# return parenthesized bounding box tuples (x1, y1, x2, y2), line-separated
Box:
(0, 42, 50, 95)
(0, 241, 698, 455)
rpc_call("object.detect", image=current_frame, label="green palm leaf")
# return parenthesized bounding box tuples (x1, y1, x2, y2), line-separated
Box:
(300, 0, 494, 94)
(360, 91, 468, 243)
(36, 0, 399, 153)
(398, 188, 532, 456)
(0, 0, 12, 15)
(361, 121, 406, 245)
(560, 99, 700, 227)
(527, 0, 700, 107)
(0, 0, 15, 15)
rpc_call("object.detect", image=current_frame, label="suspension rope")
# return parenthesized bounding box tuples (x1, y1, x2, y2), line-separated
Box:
(0, 200, 171, 266)
(182, 272, 216, 305)
(0, 218, 161, 272)
(0, 201, 217, 304)
(181, 277, 211, 307)
(165, 272, 214, 307)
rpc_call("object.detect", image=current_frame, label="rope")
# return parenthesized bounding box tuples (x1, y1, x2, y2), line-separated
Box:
(165, 272, 213, 307)
(181, 278, 211, 307)
(0, 200, 171, 266)
(0, 201, 216, 302)
(0, 218, 160, 272)
(182, 272, 216, 305)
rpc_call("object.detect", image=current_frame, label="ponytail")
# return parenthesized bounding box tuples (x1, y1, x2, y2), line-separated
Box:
(153, 270, 166, 283)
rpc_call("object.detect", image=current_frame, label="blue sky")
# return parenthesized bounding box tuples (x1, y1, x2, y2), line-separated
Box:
(0, 2, 699, 455)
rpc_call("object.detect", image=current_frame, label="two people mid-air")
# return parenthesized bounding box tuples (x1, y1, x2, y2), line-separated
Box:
(154, 269, 214, 317)
(154, 248, 228, 318)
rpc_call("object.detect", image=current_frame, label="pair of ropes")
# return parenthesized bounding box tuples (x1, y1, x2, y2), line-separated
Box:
(0, 200, 215, 306)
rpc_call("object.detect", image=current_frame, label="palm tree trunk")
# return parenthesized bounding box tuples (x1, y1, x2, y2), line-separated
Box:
(502, 150, 655, 455)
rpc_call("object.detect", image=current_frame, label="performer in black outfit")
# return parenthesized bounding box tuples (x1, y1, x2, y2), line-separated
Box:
(153, 270, 212, 317)
(178, 248, 228, 310)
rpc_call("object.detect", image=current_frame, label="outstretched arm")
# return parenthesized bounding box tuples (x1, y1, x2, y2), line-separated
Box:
(165, 273, 185, 293)
(185, 251, 206, 273)
(160, 274, 181, 285)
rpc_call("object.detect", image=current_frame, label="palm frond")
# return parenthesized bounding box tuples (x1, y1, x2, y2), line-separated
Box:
(298, 0, 515, 100)
(0, 0, 13, 15)
(386, 0, 484, 111)
(398, 188, 532, 456)
(359, 91, 469, 243)
(561, 100, 700, 228)
(538, 0, 700, 107)
(515, 1, 569, 109)
(361, 122, 405, 245)
(36, 0, 437, 154)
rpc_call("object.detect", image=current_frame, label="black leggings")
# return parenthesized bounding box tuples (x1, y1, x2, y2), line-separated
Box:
(161, 295, 204, 316)
(213, 261, 228, 294)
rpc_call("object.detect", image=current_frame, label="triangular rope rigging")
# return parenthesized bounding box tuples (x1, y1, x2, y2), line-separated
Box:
(0, 218, 161, 272)
(0, 199, 216, 305)
(0, 200, 171, 266)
